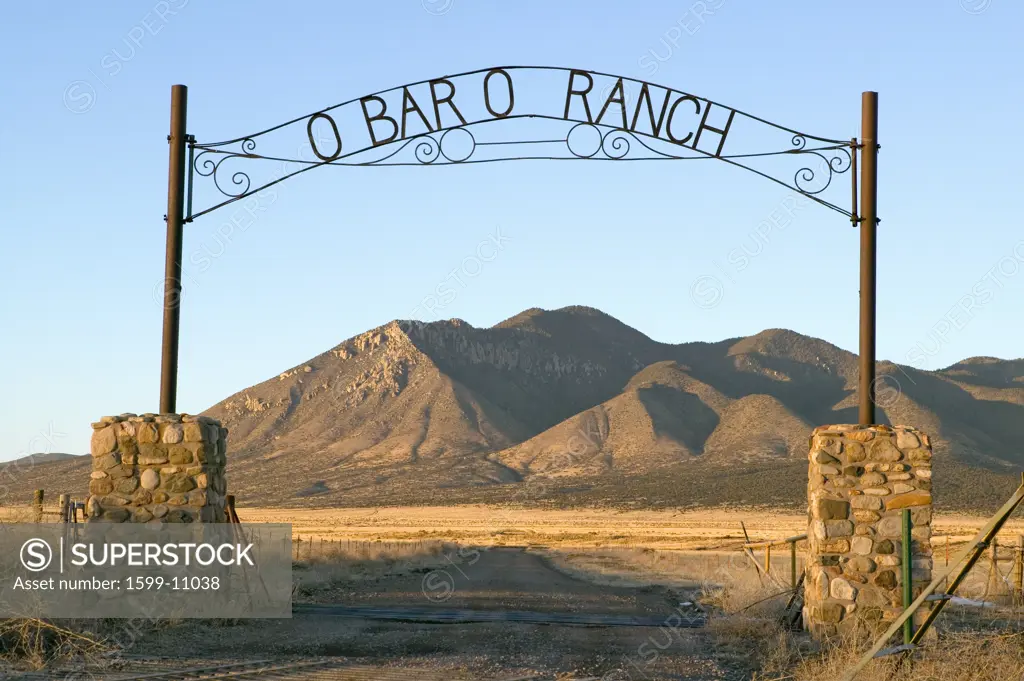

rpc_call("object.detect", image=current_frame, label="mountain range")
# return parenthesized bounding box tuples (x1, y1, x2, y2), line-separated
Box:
(4, 306, 1023, 511)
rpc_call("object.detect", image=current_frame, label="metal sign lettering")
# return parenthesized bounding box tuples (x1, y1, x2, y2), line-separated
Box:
(187, 66, 854, 221)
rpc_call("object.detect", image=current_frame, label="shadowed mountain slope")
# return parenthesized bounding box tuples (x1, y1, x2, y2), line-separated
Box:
(3, 307, 1022, 510)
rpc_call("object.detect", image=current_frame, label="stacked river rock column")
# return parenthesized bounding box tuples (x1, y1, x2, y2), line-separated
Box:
(804, 424, 933, 637)
(88, 414, 228, 523)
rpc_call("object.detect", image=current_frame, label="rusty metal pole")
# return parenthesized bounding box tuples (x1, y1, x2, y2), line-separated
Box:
(160, 85, 188, 414)
(858, 92, 878, 426)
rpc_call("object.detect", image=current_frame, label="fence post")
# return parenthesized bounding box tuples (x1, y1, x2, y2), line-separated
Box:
(790, 539, 798, 590)
(58, 494, 69, 523)
(944, 535, 950, 591)
(988, 539, 999, 596)
(901, 508, 913, 645)
(765, 543, 772, 575)
(33, 489, 44, 523)
(1015, 535, 1024, 600)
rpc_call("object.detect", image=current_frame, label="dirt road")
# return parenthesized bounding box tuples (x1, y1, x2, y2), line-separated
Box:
(305, 546, 693, 615)
(120, 547, 732, 680)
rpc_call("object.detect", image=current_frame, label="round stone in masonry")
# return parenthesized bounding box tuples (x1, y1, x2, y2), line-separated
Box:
(162, 424, 184, 444)
(860, 472, 886, 486)
(91, 426, 117, 455)
(824, 521, 854, 538)
(183, 422, 205, 442)
(850, 495, 884, 511)
(137, 423, 159, 443)
(830, 578, 857, 601)
(896, 430, 920, 449)
(868, 439, 902, 462)
(140, 469, 160, 490)
(874, 570, 897, 589)
(851, 536, 873, 555)
(844, 430, 875, 443)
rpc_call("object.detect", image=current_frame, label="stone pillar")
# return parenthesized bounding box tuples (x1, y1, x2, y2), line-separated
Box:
(88, 413, 228, 524)
(803, 424, 933, 637)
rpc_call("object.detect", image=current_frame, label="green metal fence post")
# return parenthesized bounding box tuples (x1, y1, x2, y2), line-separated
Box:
(902, 508, 913, 644)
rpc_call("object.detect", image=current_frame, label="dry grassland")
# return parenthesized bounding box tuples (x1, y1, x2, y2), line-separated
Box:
(4, 504, 1023, 679)
(238, 504, 1024, 548)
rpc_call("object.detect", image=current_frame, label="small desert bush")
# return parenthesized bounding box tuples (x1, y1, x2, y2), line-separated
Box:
(0, 618, 107, 669)
(0, 617, 175, 670)
(754, 629, 1024, 681)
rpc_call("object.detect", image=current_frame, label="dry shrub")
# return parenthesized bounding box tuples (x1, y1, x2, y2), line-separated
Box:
(0, 616, 170, 670)
(0, 513, 114, 669)
(699, 559, 810, 673)
(707, 578, 1024, 681)
(0, 618, 107, 669)
(755, 630, 1024, 681)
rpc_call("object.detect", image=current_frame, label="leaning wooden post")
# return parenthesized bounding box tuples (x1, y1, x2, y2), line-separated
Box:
(765, 543, 772, 576)
(32, 489, 44, 523)
(1014, 535, 1024, 600)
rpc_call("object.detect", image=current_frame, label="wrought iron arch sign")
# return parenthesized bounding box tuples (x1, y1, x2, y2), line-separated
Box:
(159, 66, 880, 423)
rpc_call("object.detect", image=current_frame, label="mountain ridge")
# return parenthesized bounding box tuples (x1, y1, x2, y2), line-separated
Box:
(3, 306, 1022, 511)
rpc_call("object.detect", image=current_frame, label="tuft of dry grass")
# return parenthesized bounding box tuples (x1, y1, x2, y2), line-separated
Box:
(755, 630, 1024, 681)
(0, 618, 106, 669)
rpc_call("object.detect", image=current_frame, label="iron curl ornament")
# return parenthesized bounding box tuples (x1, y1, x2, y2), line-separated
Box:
(185, 66, 859, 221)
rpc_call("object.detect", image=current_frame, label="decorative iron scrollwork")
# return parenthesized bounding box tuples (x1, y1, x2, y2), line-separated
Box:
(793, 145, 852, 196)
(186, 66, 858, 221)
(193, 137, 259, 199)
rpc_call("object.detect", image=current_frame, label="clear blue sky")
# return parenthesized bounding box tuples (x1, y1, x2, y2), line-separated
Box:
(2, 1, 1021, 461)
